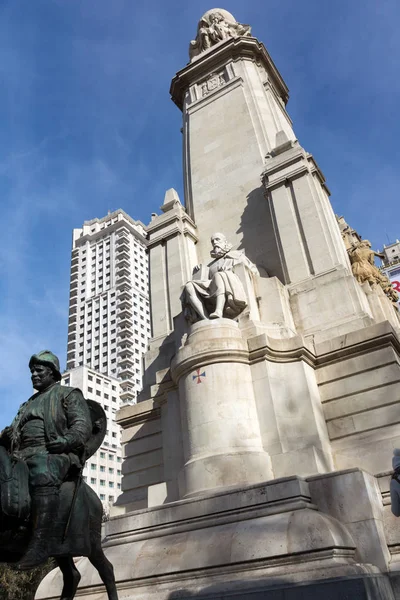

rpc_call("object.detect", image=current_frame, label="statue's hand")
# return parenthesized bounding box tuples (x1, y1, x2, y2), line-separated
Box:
(0, 426, 12, 440)
(0, 426, 12, 447)
(46, 436, 69, 454)
(193, 265, 201, 273)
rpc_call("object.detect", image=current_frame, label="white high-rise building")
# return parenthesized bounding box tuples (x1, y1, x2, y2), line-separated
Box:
(61, 366, 123, 507)
(64, 209, 150, 507)
(66, 209, 151, 405)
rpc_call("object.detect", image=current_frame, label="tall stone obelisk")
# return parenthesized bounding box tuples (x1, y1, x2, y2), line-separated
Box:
(170, 8, 375, 343)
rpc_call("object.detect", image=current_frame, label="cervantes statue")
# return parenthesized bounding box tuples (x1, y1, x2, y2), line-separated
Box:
(181, 232, 258, 322)
(0, 351, 118, 600)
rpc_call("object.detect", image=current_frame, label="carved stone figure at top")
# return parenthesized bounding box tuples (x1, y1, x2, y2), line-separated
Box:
(189, 9, 251, 60)
(181, 232, 258, 322)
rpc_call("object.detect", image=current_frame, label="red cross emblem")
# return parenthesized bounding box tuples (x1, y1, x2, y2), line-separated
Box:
(193, 369, 206, 384)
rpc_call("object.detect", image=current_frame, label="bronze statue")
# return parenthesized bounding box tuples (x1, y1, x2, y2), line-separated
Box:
(0, 350, 118, 599)
(181, 232, 258, 322)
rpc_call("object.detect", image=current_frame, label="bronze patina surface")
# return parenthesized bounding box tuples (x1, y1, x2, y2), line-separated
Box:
(0, 350, 118, 600)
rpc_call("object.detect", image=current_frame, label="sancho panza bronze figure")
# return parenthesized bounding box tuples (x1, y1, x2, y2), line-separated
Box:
(1, 350, 92, 569)
(0, 350, 119, 598)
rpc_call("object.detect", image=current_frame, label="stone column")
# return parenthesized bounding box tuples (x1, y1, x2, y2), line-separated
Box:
(262, 135, 374, 341)
(170, 36, 293, 280)
(171, 319, 273, 497)
(142, 190, 198, 395)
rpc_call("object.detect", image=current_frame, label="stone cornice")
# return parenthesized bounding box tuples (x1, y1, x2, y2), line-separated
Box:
(262, 145, 330, 195)
(248, 335, 316, 367)
(147, 209, 196, 235)
(314, 324, 400, 368)
(148, 225, 198, 249)
(147, 210, 198, 249)
(170, 36, 289, 111)
(116, 401, 160, 429)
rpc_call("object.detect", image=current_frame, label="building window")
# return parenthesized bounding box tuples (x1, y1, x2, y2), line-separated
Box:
(100, 452, 106, 459)
(100, 494, 105, 501)
(100, 466, 105, 472)
(91, 464, 96, 471)
(90, 478, 96, 484)
(109, 482, 114, 488)
(100, 480, 105, 487)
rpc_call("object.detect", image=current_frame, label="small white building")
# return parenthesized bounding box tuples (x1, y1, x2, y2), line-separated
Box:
(380, 239, 400, 267)
(61, 366, 123, 508)
(379, 239, 400, 301)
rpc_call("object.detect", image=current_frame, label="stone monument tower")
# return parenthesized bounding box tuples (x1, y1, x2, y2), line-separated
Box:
(37, 9, 400, 600)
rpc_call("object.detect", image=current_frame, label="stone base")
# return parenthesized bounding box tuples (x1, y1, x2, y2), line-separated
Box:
(36, 471, 394, 600)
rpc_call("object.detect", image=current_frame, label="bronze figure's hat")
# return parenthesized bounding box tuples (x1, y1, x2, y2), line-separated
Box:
(29, 350, 62, 381)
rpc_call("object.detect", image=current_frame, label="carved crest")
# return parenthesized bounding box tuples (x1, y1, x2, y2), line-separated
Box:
(201, 72, 226, 97)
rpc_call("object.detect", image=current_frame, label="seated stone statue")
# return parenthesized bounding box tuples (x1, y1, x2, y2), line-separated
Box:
(181, 232, 258, 322)
(0, 350, 92, 570)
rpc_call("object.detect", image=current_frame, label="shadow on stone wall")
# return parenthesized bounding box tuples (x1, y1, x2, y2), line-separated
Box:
(237, 185, 285, 283)
(165, 572, 395, 600)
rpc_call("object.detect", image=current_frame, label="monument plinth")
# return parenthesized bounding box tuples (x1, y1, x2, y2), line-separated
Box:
(37, 8, 400, 600)
(172, 318, 273, 497)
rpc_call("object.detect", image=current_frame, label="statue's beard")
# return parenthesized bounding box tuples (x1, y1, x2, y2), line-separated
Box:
(210, 245, 227, 258)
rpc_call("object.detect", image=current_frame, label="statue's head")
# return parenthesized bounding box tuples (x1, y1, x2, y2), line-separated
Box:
(29, 350, 62, 391)
(210, 232, 233, 257)
(361, 239, 372, 248)
(210, 11, 224, 23)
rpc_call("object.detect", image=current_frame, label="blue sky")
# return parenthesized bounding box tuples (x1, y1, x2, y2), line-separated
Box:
(0, 0, 399, 427)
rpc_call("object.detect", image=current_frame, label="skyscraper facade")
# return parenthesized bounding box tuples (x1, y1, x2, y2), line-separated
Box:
(66, 209, 150, 405)
(64, 209, 150, 508)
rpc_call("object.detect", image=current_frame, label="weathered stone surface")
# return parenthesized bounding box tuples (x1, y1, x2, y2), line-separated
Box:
(36, 474, 394, 600)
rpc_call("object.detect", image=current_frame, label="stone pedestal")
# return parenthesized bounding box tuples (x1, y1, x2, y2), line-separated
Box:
(171, 319, 272, 497)
(36, 470, 394, 600)
(261, 137, 374, 342)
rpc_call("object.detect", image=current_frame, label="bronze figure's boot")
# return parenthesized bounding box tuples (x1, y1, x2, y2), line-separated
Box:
(17, 488, 59, 570)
